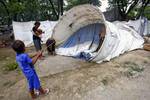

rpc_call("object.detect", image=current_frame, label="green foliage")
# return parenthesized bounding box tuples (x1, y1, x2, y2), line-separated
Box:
(3, 62, 18, 71)
(128, 8, 138, 19)
(128, 6, 150, 20)
(108, 0, 139, 20)
(0, 0, 59, 25)
(7, 1, 25, 14)
(0, 0, 102, 25)
(108, 0, 150, 20)
(65, 0, 101, 10)
(144, 6, 150, 20)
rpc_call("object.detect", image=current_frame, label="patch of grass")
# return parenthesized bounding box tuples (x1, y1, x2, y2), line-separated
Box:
(122, 61, 144, 78)
(16, 68, 22, 74)
(123, 61, 137, 68)
(130, 65, 144, 72)
(101, 78, 108, 85)
(3, 62, 18, 71)
(125, 70, 134, 78)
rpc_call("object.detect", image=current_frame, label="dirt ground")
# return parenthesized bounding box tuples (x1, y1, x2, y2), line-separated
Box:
(0, 47, 150, 100)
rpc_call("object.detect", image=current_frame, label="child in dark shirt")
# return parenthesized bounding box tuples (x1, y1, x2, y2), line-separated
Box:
(12, 40, 49, 99)
(32, 21, 44, 52)
(46, 38, 56, 55)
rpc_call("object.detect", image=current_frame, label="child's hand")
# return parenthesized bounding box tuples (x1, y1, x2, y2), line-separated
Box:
(37, 51, 42, 58)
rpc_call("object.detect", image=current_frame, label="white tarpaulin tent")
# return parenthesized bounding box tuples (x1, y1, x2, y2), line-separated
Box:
(53, 4, 145, 63)
(13, 20, 57, 47)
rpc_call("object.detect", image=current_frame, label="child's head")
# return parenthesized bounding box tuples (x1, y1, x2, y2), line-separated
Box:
(34, 21, 40, 28)
(12, 40, 25, 54)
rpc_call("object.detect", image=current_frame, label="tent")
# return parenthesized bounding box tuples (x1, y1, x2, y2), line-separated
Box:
(13, 4, 147, 63)
(53, 4, 145, 63)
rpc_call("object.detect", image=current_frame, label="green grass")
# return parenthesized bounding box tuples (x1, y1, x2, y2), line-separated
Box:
(3, 61, 18, 71)
(122, 61, 144, 78)
(130, 66, 144, 72)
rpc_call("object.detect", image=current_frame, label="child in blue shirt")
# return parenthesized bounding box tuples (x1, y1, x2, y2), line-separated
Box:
(12, 40, 49, 99)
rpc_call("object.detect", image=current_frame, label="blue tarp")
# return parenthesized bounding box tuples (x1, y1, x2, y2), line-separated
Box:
(57, 23, 103, 60)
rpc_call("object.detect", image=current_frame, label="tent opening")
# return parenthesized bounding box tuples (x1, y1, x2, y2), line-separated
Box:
(56, 23, 106, 60)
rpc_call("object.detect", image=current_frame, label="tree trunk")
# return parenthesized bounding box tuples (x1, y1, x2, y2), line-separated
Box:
(57, 0, 63, 17)
(48, 0, 59, 20)
(60, 0, 63, 16)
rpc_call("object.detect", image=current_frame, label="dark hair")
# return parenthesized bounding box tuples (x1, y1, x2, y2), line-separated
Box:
(34, 21, 40, 26)
(12, 40, 25, 54)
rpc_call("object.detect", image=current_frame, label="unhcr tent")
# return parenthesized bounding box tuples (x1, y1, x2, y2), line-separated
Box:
(53, 4, 145, 63)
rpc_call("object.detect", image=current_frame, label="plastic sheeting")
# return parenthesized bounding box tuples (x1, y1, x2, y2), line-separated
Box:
(54, 4, 144, 63)
(52, 4, 105, 45)
(56, 23, 102, 60)
(56, 21, 144, 63)
(13, 20, 57, 47)
(92, 21, 144, 63)
(123, 17, 149, 36)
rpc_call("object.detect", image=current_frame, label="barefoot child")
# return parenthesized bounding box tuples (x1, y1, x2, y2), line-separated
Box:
(46, 38, 56, 55)
(12, 40, 49, 99)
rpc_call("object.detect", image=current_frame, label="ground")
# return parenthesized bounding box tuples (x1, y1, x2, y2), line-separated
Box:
(0, 47, 150, 100)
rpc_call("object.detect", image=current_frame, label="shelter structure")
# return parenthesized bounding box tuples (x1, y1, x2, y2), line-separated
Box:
(53, 4, 144, 63)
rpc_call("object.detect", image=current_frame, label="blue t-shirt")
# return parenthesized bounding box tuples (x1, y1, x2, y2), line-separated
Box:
(16, 53, 35, 78)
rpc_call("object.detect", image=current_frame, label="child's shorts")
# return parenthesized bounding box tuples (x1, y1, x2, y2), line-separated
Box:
(33, 39, 42, 51)
(27, 70, 41, 91)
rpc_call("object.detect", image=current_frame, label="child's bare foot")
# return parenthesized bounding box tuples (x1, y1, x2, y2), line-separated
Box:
(39, 87, 50, 95)
(31, 92, 40, 99)
(30, 90, 39, 99)
(42, 88, 50, 95)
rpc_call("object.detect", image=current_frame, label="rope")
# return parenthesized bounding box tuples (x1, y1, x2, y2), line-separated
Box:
(42, 41, 55, 52)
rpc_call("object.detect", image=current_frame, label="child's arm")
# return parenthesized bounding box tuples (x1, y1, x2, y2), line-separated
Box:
(28, 53, 37, 58)
(31, 51, 42, 65)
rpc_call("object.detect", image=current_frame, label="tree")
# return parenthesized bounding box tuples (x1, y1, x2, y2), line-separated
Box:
(0, 0, 102, 25)
(65, 0, 101, 10)
(0, 0, 61, 25)
(108, 0, 150, 20)
(136, 0, 150, 18)
(0, 0, 11, 25)
(57, 0, 64, 16)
